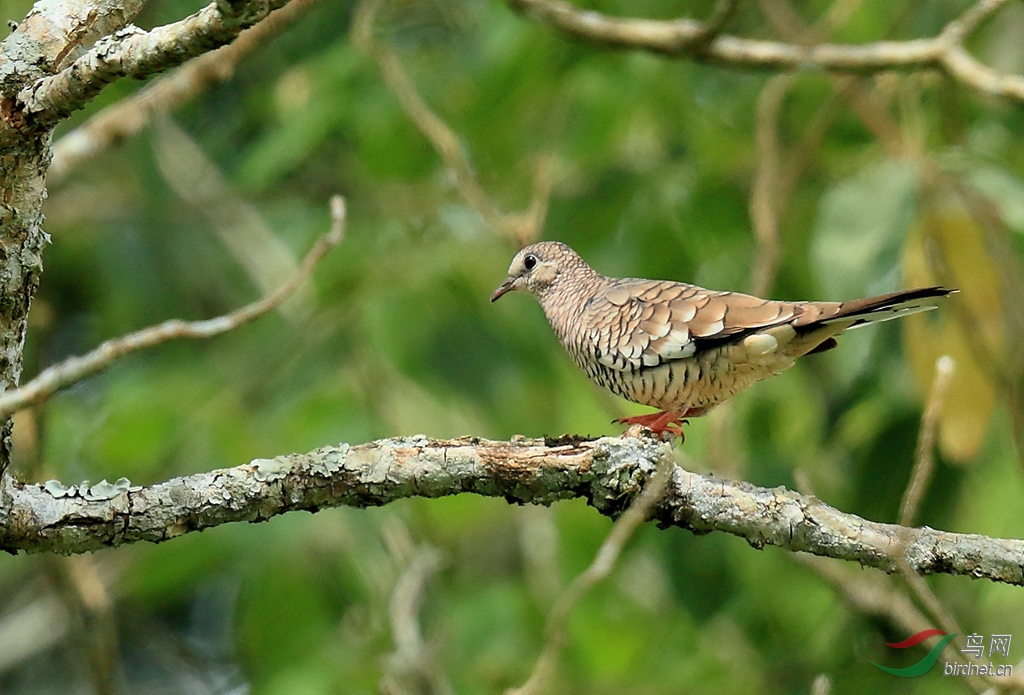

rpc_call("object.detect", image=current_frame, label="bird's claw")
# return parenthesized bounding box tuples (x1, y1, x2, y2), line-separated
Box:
(614, 411, 689, 441)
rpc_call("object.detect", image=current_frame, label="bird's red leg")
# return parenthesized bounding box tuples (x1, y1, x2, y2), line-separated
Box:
(614, 411, 688, 439)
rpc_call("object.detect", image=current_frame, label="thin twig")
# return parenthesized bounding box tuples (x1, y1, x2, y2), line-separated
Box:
(796, 554, 931, 638)
(747, 0, 881, 298)
(748, 74, 793, 297)
(0, 197, 346, 420)
(757, 0, 912, 159)
(692, 0, 740, 47)
(796, 554, 992, 694)
(941, 0, 1007, 44)
(153, 117, 307, 310)
(506, 453, 675, 695)
(899, 355, 955, 527)
(353, 0, 552, 246)
(895, 553, 997, 693)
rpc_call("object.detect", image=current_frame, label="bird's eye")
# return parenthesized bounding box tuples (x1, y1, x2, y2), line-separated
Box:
(523, 254, 538, 271)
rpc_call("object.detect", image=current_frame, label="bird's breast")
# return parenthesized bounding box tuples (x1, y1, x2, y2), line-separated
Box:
(573, 343, 796, 412)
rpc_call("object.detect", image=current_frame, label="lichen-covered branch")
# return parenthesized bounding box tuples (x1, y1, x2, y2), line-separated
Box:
(48, 0, 322, 183)
(507, 0, 1024, 104)
(0, 0, 145, 478)
(1, 434, 1021, 587)
(0, 0, 144, 95)
(17, 0, 294, 125)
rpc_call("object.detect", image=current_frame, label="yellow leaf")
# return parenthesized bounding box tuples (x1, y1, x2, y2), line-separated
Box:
(903, 195, 1005, 463)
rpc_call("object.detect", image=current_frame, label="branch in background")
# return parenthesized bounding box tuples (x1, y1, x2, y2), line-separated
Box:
(47, 555, 125, 695)
(1, 433, 1022, 589)
(757, 0, 911, 159)
(708, 0, 863, 473)
(507, 0, 1024, 104)
(152, 117, 308, 313)
(793, 348, 1004, 692)
(747, 0, 869, 297)
(17, 0, 295, 125)
(797, 554, 934, 643)
(692, 0, 740, 48)
(0, 197, 345, 420)
(380, 543, 452, 695)
(796, 555, 998, 693)
(48, 0, 322, 184)
(894, 553, 994, 691)
(353, 0, 553, 246)
(507, 453, 673, 695)
(899, 355, 955, 526)
(747, 74, 792, 298)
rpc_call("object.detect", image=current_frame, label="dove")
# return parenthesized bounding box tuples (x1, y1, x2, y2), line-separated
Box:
(491, 241, 955, 437)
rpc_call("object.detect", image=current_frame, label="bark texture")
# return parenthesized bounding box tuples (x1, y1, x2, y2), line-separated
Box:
(1, 434, 1021, 588)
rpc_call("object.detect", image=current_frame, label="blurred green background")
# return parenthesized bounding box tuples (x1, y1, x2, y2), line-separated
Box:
(2, 0, 1024, 692)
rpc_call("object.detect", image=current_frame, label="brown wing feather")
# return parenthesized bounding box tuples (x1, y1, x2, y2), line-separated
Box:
(583, 281, 955, 373)
(583, 281, 803, 371)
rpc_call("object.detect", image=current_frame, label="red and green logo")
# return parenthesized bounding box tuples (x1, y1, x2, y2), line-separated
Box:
(870, 629, 957, 677)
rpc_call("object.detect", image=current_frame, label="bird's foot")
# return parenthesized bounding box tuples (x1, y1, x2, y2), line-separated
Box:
(614, 411, 689, 440)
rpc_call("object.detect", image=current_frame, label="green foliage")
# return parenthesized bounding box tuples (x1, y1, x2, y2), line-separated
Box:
(2, 0, 1024, 692)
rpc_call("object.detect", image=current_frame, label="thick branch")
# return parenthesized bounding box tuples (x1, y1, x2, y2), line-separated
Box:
(17, 0, 293, 125)
(0, 0, 143, 96)
(507, 0, 1024, 103)
(1, 434, 1021, 587)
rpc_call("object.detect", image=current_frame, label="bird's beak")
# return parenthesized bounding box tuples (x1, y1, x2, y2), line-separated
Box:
(490, 277, 515, 302)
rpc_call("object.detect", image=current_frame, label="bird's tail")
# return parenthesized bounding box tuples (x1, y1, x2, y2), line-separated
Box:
(817, 286, 957, 329)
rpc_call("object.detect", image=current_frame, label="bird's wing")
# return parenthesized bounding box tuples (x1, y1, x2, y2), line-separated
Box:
(583, 280, 803, 371)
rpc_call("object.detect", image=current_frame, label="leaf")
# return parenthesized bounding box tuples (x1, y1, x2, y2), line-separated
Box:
(902, 191, 1005, 463)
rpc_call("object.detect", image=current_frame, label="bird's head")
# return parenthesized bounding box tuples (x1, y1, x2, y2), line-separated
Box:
(490, 241, 585, 302)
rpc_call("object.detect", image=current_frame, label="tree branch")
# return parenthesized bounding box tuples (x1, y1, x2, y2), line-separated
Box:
(0, 196, 345, 420)
(0, 0, 144, 95)
(17, 0, 294, 125)
(48, 0, 322, 184)
(506, 0, 1024, 104)
(1, 433, 1021, 588)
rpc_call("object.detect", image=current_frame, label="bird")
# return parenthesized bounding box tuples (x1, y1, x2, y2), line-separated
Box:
(491, 241, 956, 437)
